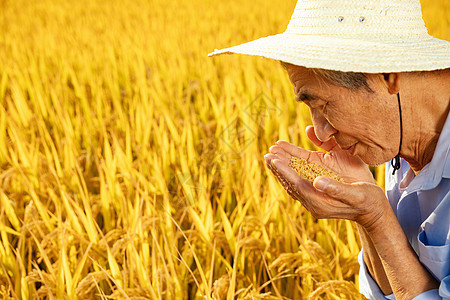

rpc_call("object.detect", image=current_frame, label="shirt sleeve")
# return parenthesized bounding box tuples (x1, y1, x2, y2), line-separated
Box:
(411, 289, 442, 299)
(358, 250, 395, 300)
(417, 190, 450, 299)
(358, 250, 445, 299)
(417, 239, 450, 299)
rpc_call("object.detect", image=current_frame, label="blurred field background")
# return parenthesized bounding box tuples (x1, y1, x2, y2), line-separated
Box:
(0, 0, 448, 299)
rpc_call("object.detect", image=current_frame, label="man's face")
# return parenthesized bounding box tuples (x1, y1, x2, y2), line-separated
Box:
(284, 64, 400, 166)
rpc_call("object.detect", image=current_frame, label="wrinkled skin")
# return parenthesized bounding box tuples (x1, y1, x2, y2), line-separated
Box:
(280, 65, 401, 166)
(263, 64, 396, 229)
(263, 64, 448, 298)
(264, 126, 386, 230)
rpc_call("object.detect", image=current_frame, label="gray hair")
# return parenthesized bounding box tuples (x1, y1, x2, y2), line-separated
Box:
(311, 68, 373, 92)
(280, 61, 373, 93)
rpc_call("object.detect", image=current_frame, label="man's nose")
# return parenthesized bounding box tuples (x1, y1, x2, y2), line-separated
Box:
(310, 108, 337, 142)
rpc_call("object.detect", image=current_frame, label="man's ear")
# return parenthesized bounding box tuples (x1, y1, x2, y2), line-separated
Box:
(382, 73, 400, 94)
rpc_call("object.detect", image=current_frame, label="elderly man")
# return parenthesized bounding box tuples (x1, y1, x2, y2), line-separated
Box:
(209, 0, 450, 299)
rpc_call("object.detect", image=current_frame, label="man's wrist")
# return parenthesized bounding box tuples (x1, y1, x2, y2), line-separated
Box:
(357, 192, 393, 235)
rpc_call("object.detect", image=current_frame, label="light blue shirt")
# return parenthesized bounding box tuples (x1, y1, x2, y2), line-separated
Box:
(358, 112, 450, 300)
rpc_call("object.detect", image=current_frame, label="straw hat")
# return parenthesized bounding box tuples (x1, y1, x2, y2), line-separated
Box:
(208, 0, 450, 73)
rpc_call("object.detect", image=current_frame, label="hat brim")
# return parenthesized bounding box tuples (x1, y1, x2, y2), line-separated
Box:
(208, 33, 450, 73)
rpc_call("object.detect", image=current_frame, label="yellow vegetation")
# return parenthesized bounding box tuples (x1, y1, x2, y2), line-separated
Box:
(0, 0, 447, 299)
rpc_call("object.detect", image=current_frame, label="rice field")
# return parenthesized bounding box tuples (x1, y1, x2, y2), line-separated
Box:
(0, 0, 448, 299)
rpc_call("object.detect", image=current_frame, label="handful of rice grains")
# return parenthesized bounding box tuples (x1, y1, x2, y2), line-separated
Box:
(288, 157, 344, 183)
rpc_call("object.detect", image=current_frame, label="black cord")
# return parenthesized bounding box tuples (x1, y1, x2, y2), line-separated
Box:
(391, 93, 403, 175)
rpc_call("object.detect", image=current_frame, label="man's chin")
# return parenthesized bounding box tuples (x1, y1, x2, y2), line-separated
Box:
(368, 161, 387, 167)
(357, 152, 391, 167)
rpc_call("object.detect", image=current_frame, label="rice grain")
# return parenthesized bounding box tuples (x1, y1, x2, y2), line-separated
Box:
(289, 157, 344, 183)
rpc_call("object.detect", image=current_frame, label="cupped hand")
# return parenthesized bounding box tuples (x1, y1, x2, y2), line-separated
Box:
(264, 126, 389, 229)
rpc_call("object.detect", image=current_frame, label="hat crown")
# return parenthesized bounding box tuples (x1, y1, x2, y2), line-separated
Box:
(209, 0, 450, 73)
(285, 0, 429, 40)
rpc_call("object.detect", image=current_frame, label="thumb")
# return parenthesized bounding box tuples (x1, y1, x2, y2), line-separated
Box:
(313, 176, 364, 201)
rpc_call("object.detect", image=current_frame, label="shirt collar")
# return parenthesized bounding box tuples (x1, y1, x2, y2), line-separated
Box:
(404, 111, 450, 193)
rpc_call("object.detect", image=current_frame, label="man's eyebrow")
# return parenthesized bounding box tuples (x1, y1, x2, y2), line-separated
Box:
(295, 92, 317, 102)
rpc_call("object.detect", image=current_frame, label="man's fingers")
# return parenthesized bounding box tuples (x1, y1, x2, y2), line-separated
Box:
(313, 176, 365, 203)
(271, 158, 319, 194)
(264, 153, 290, 167)
(264, 154, 291, 188)
(274, 140, 313, 161)
(265, 155, 291, 186)
(271, 158, 299, 182)
(265, 153, 332, 206)
(265, 154, 306, 194)
(305, 126, 337, 152)
(269, 145, 293, 161)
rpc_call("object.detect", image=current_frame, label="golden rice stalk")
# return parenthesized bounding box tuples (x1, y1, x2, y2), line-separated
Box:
(75, 271, 110, 299)
(309, 280, 361, 300)
(211, 274, 229, 300)
(288, 157, 344, 183)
